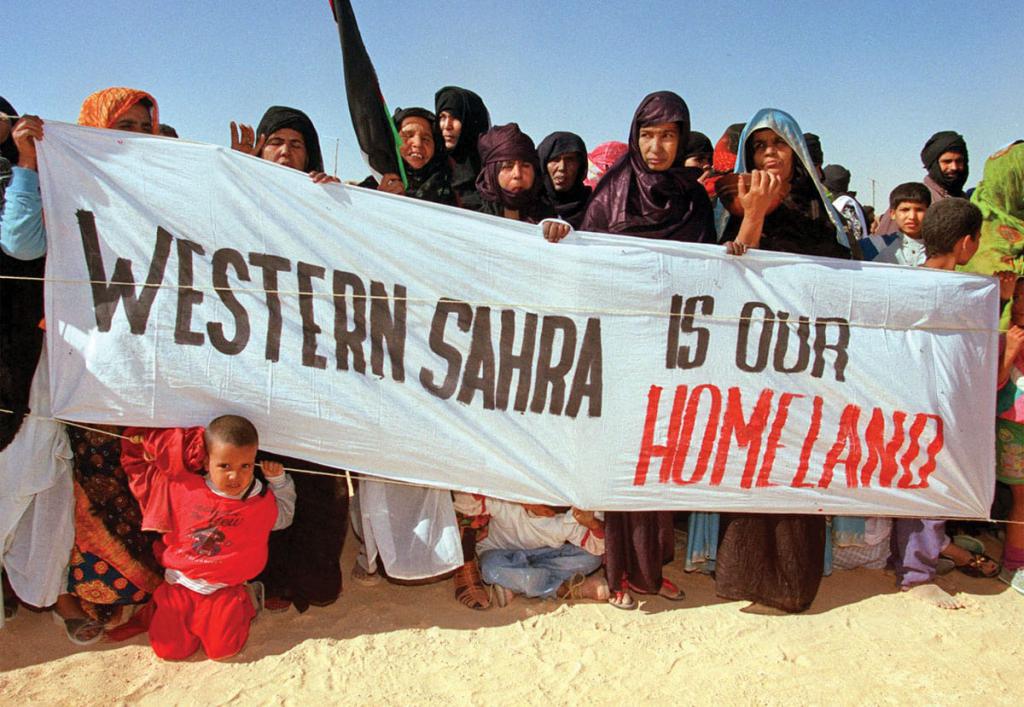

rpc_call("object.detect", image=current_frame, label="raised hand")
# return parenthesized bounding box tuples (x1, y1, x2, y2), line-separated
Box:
(12, 115, 44, 171)
(230, 121, 266, 156)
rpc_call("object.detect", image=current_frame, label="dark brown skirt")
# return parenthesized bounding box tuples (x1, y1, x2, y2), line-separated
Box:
(714, 513, 825, 613)
(603, 511, 675, 593)
(257, 454, 349, 612)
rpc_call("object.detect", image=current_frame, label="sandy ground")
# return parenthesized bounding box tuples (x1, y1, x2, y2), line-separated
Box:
(2, 529, 1022, 706)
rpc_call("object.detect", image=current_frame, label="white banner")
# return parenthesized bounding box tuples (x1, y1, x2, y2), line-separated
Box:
(37, 122, 997, 516)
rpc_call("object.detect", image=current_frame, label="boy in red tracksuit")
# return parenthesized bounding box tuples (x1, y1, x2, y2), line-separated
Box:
(121, 415, 295, 660)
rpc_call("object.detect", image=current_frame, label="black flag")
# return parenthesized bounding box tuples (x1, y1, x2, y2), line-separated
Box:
(329, 0, 406, 185)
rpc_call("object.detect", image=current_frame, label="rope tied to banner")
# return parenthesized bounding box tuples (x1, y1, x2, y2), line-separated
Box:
(0, 406, 458, 498)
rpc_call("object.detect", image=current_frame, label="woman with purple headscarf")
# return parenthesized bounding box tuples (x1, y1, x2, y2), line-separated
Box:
(577, 91, 715, 243)
(475, 123, 553, 223)
(547, 91, 709, 609)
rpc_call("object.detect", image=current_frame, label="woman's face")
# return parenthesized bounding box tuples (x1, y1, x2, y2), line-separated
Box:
(497, 159, 535, 193)
(438, 111, 462, 150)
(399, 116, 435, 170)
(637, 122, 679, 172)
(260, 127, 308, 171)
(113, 102, 153, 134)
(750, 128, 793, 181)
(546, 152, 581, 192)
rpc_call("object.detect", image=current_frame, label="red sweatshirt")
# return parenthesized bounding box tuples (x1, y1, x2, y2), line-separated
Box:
(122, 427, 279, 587)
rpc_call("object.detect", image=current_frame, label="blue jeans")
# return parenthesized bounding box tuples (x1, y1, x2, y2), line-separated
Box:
(479, 544, 602, 598)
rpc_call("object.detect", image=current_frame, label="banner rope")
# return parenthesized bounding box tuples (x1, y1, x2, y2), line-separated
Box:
(0, 407, 435, 497)
(1, 406, 1019, 526)
(0, 273, 1009, 333)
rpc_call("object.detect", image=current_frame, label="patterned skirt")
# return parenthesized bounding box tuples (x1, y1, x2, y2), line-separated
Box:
(66, 427, 162, 623)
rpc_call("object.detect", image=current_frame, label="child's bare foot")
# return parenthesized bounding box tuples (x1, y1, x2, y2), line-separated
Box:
(574, 575, 609, 601)
(902, 582, 970, 609)
(491, 584, 514, 608)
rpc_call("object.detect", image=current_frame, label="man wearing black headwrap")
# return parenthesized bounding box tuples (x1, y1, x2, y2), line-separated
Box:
(435, 86, 491, 211)
(822, 164, 853, 198)
(537, 131, 591, 228)
(229, 105, 347, 613)
(876, 130, 969, 234)
(921, 130, 969, 199)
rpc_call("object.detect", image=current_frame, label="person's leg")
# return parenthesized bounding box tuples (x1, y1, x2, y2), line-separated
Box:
(893, 519, 969, 609)
(149, 583, 201, 660)
(3, 473, 75, 610)
(479, 548, 542, 595)
(532, 544, 603, 587)
(453, 505, 490, 610)
(892, 518, 947, 588)
(0, 494, 31, 624)
(194, 585, 255, 661)
(483, 546, 600, 599)
(1003, 485, 1024, 571)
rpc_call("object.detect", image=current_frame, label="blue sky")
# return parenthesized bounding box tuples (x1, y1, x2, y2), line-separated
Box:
(6, 1, 1022, 208)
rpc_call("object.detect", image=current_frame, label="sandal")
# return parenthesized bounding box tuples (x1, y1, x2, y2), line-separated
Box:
(608, 589, 637, 610)
(351, 561, 383, 587)
(949, 552, 1001, 579)
(627, 578, 686, 601)
(657, 578, 686, 601)
(454, 562, 491, 610)
(52, 611, 105, 646)
(263, 596, 293, 613)
(952, 534, 986, 555)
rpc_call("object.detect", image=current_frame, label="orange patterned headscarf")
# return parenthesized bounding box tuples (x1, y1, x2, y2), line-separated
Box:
(77, 87, 159, 132)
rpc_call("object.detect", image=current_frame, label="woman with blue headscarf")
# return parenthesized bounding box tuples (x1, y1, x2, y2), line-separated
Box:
(711, 108, 854, 613)
(719, 108, 853, 258)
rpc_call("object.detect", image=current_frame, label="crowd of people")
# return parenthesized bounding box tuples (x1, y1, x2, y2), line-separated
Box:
(1, 84, 1022, 661)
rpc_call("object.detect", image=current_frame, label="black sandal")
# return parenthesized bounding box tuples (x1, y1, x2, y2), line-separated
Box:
(951, 552, 1001, 579)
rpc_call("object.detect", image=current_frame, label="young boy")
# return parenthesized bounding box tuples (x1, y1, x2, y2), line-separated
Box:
(857, 182, 931, 265)
(892, 197, 999, 609)
(453, 494, 608, 606)
(120, 415, 295, 660)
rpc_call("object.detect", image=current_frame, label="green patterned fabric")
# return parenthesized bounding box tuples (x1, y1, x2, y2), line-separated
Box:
(962, 141, 1024, 276)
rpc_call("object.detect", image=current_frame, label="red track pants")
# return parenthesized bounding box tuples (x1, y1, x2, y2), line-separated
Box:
(149, 582, 255, 660)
